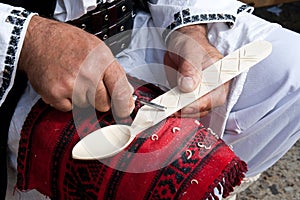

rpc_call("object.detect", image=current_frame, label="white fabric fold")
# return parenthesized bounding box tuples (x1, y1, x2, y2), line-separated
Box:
(54, 0, 98, 21)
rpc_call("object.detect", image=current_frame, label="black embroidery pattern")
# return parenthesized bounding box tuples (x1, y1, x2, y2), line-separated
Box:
(16, 100, 50, 190)
(0, 9, 31, 103)
(103, 122, 164, 200)
(237, 4, 252, 14)
(145, 127, 221, 200)
(51, 120, 77, 198)
(143, 127, 199, 200)
(162, 4, 253, 40)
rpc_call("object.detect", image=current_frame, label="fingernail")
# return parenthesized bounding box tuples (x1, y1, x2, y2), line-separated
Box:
(181, 107, 195, 114)
(179, 76, 194, 91)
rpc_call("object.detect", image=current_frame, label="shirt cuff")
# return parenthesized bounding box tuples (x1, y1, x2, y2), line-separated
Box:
(148, 1, 253, 42)
(0, 4, 37, 106)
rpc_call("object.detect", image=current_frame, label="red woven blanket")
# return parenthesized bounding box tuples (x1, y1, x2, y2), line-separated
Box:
(16, 81, 247, 200)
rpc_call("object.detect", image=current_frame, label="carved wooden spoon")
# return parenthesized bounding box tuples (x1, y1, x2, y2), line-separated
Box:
(72, 40, 272, 160)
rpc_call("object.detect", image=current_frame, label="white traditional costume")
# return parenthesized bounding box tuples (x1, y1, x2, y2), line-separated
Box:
(1, 0, 299, 199)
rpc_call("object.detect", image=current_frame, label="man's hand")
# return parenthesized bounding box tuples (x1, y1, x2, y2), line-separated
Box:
(164, 25, 230, 117)
(18, 16, 134, 118)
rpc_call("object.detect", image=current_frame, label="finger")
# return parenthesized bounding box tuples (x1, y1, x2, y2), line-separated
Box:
(88, 80, 111, 112)
(164, 52, 178, 88)
(45, 98, 72, 112)
(167, 50, 202, 93)
(72, 43, 114, 111)
(176, 110, 210, 118)
(72, 80, 90, 108)
(103, 61, 134, 118)
(51, 99, 73, 112)
(179, 82, 230, 117)
(40, 83, 73, 111)
(73, 77, 111, 112)
(180, 94, 212, 115)
(177, 58, 202, 92)
(168, 32, 204, 92)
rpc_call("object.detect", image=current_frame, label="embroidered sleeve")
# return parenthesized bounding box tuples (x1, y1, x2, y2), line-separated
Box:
(147, 0, 253, 41)
(0, 3, 36, 106)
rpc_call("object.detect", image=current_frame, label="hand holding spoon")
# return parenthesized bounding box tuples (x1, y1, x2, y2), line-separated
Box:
(72, 40, 272, 160)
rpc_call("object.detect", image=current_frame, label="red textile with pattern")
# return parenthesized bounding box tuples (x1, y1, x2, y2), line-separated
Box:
(17, 82, 247, 200)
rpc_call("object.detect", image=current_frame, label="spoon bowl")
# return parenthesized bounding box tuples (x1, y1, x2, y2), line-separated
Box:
(72, 124, 135, 160)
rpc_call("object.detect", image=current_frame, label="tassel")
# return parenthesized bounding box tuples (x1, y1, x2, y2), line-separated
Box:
(221, 158, 248, 198)
(211, 190, 219, 200)
(203, 156, 247, 199)
(217, 183, 222, 193)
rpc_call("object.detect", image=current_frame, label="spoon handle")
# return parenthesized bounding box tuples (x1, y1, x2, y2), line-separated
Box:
(131, 40, 272, 134)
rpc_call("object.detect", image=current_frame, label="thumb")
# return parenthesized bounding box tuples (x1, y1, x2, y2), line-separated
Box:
(167, 51, 202, 93)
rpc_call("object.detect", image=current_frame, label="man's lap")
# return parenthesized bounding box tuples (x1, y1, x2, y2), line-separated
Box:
(8, 12, 299, 177)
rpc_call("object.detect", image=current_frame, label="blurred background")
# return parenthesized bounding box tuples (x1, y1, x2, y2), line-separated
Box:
(238, 1, 300, 199)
